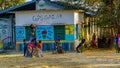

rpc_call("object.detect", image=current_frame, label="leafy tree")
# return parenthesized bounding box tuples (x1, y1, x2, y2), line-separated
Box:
(59, 0, 120, 34)
(0, 0, 25, 11)
(96, 0, 120, 34)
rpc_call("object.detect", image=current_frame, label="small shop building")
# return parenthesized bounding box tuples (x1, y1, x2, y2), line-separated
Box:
(0, 0, 84, 51)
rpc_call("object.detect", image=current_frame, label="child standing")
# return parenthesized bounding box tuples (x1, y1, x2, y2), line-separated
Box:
(35, 41, 43, 57)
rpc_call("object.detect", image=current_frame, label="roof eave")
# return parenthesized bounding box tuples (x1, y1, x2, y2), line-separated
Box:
(0, 0, 35, 15)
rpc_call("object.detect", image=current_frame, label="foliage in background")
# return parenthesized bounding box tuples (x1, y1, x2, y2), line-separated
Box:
(0, 0, 25, 11)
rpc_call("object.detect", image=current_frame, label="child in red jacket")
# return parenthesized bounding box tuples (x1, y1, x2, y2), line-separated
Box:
(27, 39, 34, 57)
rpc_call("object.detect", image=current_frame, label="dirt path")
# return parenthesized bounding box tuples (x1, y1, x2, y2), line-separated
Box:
(0, 49, 120, 68)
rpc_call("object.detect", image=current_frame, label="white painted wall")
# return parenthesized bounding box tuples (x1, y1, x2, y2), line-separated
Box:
(74, 12, 84, 24)
(15, 11, 75, 26)
(74, 12, 79, 24)
(74, 12, 84, 48)
(74, 12, 84, 39)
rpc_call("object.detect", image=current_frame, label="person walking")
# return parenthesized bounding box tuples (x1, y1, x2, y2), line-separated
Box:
(91, 33, 96, 48)
(117, 34, 120, 53)
(115, 34, 119, 53)
(23, 39, 27, 56)
(76, 39, 85, 53)
(26, 39, 34, 57)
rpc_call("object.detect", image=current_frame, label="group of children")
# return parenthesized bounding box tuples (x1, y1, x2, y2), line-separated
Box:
(22, 33, 120, 56)
(54, 37, 85, 53)
(23, 37, 86, 57)
(23, 38, 43, 58)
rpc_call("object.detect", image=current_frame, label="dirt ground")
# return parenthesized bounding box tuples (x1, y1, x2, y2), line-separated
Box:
(0, 49, 120, 68)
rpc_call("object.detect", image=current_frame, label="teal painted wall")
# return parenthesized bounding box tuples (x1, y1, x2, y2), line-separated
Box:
(16, 25, 75, 51)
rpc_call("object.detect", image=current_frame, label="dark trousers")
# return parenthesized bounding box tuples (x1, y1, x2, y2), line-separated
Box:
(24, 47, 27, 56)
(76, 45, 82, 53)
(26, 47, 33, 57)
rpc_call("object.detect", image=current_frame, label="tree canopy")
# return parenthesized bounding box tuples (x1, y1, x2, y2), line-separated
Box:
(0, 0, 25, 11)
(58, 0, 120, 33)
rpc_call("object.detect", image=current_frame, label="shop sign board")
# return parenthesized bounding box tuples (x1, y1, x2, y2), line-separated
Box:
(16, 12, 74, 26)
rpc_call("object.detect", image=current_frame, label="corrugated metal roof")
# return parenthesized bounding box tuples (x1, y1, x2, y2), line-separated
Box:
(85, 11, 95, 15)
(0, 0, 84, 16)
(0, 0, 67, 15)
(0, 1, 35, 15)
